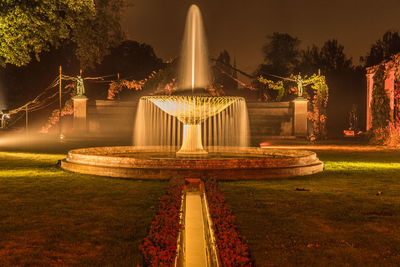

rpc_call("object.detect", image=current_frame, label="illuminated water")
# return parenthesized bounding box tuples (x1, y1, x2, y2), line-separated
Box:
(178, 4, 210, 91)
(133, 96, 249, 151)
(133, 4, 249, 155)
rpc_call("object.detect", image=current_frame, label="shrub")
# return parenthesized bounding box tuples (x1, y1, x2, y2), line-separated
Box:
(371, 122, 400, 147)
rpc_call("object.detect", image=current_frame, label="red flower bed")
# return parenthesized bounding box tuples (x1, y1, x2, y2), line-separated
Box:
(204, 178, 252, 267)
(139, 179, 184, 266)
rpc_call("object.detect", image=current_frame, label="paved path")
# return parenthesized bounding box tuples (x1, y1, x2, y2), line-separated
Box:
(185, 191, 207, 267)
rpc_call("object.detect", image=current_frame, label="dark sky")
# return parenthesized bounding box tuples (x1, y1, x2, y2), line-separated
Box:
(122, 0, 400, 73)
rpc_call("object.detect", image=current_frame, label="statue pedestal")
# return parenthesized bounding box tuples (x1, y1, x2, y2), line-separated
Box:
(73, 96, 88, 134)
(291, 98, 308, 137)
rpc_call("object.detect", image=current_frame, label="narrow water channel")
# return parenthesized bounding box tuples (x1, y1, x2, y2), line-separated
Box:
(184, 191, 207, 266)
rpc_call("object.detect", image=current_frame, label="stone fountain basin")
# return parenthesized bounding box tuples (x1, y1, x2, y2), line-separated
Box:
(142, 95, 244, 124)
(61, 146, 323, 179)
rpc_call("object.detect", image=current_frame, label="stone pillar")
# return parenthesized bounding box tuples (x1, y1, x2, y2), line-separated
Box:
(385, 69, 396, 119)
(73, 96, 88, 134)
(366, 72, 374, 131)
(291, 98, 308, 137)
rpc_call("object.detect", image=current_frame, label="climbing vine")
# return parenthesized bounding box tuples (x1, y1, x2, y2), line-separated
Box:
(394, 65, 400, 123)
(107, 78, 148, 100)
(308, 74, 329, 140)
(257, 76, 285, 101)
(40, 83, 75, 134)
(107, 62, 226, 99)
(371, 65, 391, 130)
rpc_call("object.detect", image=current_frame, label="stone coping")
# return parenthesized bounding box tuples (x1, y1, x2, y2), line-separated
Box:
(61, 146, 324, 179)
(65, 146, 318, 170)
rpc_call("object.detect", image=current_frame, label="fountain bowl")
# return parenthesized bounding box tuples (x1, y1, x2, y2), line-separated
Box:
(61, 146, 323, 180)
(138, 95, 248, 156)
(142, 95, 244, 125)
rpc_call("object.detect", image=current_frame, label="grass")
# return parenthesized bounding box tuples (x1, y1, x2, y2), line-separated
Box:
(220, 148, 400, 266)
(0, 151, 167, 266)
(2, 140, 400, 266)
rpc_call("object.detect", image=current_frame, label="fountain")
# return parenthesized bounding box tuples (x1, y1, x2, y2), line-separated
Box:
(61, 5, 323, 179)
(134, 5, 248, 156)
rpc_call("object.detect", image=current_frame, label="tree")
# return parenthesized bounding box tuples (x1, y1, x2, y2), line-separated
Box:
(93, 40, 164, 80)
(261, 32, 300, 76)
(319, 39, 353, 73)
(362, 31, 400, 67)
(296, 39, 352, 75)
(212, 50, 238, 94)
(315, 40, 359, 136)
(1, 40, 164, 107)
(0, 0, 126, 69)
(255, 32, 300, 100)
(296, 45, 320, 75)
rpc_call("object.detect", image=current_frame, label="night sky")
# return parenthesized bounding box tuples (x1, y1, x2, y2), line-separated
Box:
(122, 0, 400, 73)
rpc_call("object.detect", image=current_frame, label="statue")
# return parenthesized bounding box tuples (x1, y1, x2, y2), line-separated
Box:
(295, 74, 305, 97)
(0, 112, 9, 129)
(348, 104, 358, 131)
(63, 70, 105, 98)
(76, 75, 85, 97)
(286, 73, 311, 97)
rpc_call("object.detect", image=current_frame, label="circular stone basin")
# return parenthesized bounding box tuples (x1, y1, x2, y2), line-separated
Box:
(61, 146, 323, 180)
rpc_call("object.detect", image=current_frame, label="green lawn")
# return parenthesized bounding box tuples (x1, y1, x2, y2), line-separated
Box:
(220, 148, 400, 266)
(2, 144, 400, 266)
(0, 151, 167, 266)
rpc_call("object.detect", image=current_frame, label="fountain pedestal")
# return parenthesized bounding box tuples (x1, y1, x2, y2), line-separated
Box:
(177, 124, 207, 156)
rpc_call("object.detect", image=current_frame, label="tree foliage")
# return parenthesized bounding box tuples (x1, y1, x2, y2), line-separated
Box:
(362, 31, 400, 67)
(261, 32, 300, 76)
(257, 76, 285, 101)
(212, 50, 238, 93)
(296, 39, 353, 75)
(296, 45, 320, 75)
(0, 0, 125, 69)
(319, 39, 352, 72)
(94, 40, 164, 79)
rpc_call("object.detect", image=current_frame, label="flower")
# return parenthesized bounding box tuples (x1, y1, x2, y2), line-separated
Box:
(140, 179, 184, 266)
(204, 178, 252, 266)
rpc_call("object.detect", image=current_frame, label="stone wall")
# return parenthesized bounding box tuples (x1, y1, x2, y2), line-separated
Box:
(87, 100, 137, 138)
(77, 99, 305, 143)
(247, 101, 294, 144)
